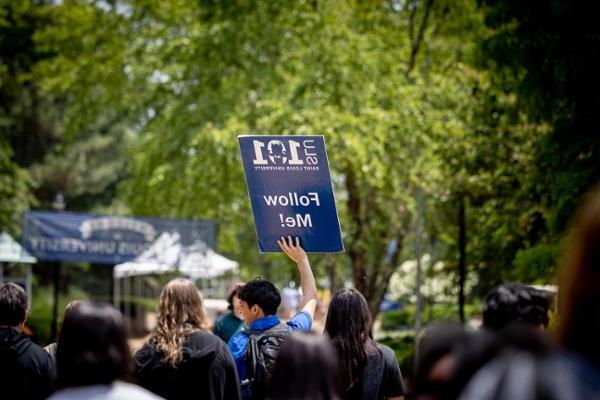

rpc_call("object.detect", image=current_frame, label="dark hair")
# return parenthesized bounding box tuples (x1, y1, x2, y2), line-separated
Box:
(417, 322, 509, 400)
(413, 321, 466, 396)
(0, 282, 28, 326)
(268, 332, 342, 400)
(56, 302, 133, 388)
(237, 279, 280, 316)
(227, 282, 244, 311)
(558, 188, 600, 367)
(324, 288, 373, 393)
(482, 283, 550, 331)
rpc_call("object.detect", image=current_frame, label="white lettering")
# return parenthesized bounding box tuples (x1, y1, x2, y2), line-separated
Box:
(299, 195, 310, 206)
(285, 216, 296, 227)
(281, 214, 312, 228)
(79, 217, 157, 241)
(263, 195, 278, 206)
(262, 192, 321, 207)
(308, 192, 320, 206)
(296, 213, 312, 227)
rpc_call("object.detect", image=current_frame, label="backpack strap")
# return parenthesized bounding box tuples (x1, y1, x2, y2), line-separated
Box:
(245, 322, 290, 337)
(244, 322, 290, 377)
(242, 323, 291, 400)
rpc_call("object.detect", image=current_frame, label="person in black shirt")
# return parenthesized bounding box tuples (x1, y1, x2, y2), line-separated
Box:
(268, 332, 342, 400)
(134, 278, 241, 400)
(0, 282, 55, 400)
(324, 288, 405, 400)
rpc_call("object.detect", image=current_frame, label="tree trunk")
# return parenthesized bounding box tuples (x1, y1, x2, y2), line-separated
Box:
(406, 0, 436, 77)
(50, 262, 61, 341)
(458, 195, 466, 323)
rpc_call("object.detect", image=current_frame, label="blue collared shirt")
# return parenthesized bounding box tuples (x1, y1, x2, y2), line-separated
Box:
(228, 311, 312, 383)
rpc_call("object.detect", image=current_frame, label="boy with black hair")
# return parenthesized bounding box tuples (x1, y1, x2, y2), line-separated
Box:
(482, 282, 550, 331)
(228, 236, 317, 400)
(0, 282, 55, 400)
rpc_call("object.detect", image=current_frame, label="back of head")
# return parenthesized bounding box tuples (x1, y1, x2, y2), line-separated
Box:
(227, 282, 244, 311)
(0, 282, 28, 327)
(483, 283, 550, 331)
(237, 278, 281, 316)
(558, 188, 600, 367)
(324, 288, 372, 392)
(414, 321, 508, 400)
(413, 321, 466, 396)
(56, 302, 132, 388)
(459, 326, 574, 400)
(150, 278, 209, 367)
(268, 332, 342, 400)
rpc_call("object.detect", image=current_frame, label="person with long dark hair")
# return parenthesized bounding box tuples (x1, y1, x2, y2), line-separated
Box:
(267, 332, 342, 400)
(134, 278, 241, 399)
(556, 188, 600, 397)
(324, 288, 405, 400)
(48, 302, 160, 400)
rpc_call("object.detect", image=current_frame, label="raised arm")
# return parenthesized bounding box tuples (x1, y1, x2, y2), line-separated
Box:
(278, 236, 317, 319)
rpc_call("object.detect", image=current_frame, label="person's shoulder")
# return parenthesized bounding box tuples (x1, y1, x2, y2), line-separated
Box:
(186, 330, 224, 348)
(228, 329, 250, 354)
(134, 343, 160, 371)
(286, 310, 312, 331)
(23, 338, 53, 365)
(215, 313, 228, 325)
(134, 341, 155, 357)
(111, 381, 165, 399)
(554, 351, 600, 395)
(48, 383, 164, 400)
(373, 342, 398, 363)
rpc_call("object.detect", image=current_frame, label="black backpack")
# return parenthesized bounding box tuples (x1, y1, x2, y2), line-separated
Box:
(242, 323, 290, 400)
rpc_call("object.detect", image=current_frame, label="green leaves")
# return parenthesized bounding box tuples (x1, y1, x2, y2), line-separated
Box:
(18, 0, 583, 310)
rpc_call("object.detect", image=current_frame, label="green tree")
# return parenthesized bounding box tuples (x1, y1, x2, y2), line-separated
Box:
(431, 0, 600, 295)
(0, 0, 50, 232)
(32, 0, 490, 317)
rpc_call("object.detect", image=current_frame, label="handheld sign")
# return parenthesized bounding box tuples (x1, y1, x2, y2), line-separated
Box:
(239, 135, 344, 253)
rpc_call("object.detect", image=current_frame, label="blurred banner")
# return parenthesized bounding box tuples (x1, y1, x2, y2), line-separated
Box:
(22, 211, 216, 264)
(239, 135, 344, 253)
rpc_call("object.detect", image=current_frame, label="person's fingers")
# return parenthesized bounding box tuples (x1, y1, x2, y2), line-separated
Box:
(280, 236, 290, 252)
(287, 235, 293, 248)
(295, 237, 300, 248)
(277, 239, 285, 251)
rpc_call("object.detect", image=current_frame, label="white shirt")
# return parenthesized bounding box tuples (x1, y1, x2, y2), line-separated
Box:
(48, 381, 163, 400)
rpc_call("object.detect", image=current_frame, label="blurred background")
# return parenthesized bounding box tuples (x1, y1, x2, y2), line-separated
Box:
(1, 0, 598, 368)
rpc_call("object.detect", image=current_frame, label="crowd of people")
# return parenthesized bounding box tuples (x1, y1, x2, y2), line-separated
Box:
(1, 189, 600, 399)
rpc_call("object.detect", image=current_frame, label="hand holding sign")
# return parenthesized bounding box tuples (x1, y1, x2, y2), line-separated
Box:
(278, 236, 307, 264)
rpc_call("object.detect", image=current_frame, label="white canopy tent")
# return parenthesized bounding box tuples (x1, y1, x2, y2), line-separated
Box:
(0, 232, 37, 304)
(113, 232, 238, 280)
(113, 231, 238, 310)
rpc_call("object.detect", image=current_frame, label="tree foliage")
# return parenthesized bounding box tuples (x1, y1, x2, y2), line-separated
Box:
(2, 0, 595, 319)
(29, 0, 490, 314)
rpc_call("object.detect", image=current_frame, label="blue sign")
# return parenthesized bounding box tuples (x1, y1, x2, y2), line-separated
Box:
(22, 211, 216, 264)
(239, 135, 344, 253)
